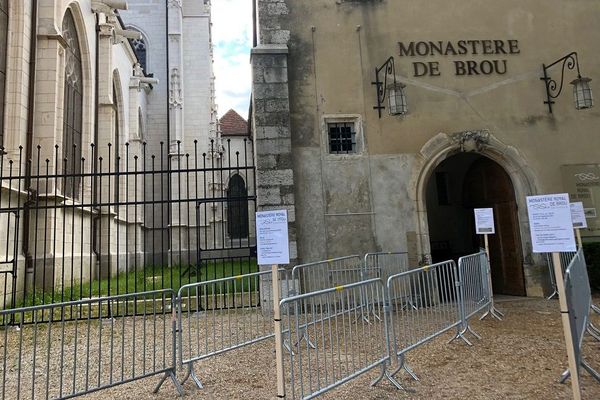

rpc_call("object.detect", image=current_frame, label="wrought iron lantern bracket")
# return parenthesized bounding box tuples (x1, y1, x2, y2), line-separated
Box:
(541, 52, 587, 113)
(372, 56, 397, 118)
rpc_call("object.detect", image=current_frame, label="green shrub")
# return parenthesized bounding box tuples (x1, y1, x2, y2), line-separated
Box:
(584, 242, 600, 292)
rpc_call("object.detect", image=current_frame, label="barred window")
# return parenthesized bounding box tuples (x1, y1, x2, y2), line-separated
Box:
(0, 0, 8, 148)
(328, 122, 356, 154)
(62, 9, 83, 198)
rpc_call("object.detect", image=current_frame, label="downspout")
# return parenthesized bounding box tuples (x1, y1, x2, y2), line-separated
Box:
(252, 0, 257, 47)
(166, 1, 170, 147)
(92, 13, 100, 256)
(22, 0, 38, 286)
(165, 0, 171, 234)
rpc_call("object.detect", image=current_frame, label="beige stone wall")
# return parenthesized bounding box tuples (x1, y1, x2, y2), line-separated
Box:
(255, 0, 600, 295)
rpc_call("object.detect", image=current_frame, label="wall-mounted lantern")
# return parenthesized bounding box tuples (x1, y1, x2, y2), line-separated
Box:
(372, 57, 407, 118)
(387, 82, 408, 116)
(541, 52, 593, 113)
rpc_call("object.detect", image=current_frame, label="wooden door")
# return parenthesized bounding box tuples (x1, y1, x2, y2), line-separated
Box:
(463, 157, 526, 296)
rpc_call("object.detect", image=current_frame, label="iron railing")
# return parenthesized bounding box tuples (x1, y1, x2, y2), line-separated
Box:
(0, 139, 257, 322)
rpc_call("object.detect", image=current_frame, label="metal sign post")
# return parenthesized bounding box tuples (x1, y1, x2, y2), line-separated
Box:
(474, 208, 503, 320)
(526, 194, 580, 400)
(272, 263, 285, 398)
(256, 210, 290, 399)
(482, 233, 504, 320)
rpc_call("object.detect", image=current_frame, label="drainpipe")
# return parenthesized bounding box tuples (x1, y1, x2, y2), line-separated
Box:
(92, 13, 100, 256)
(22, 0, 38, 287)
(165, 0, 170, 147)
(252, 0, 257, 47)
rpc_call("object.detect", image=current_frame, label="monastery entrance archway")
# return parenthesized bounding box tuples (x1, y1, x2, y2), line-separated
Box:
(425, 152, 526, 296)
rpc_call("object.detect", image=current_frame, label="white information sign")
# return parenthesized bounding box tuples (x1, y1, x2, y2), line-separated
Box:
(474, 208, 495, 234)
(570, 202, 588, 229)
(256, 210, 290, 265)
(526, 193, 576, 253)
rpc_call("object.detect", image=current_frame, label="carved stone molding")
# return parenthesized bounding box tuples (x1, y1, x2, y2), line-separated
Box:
(168, 0, 182, 8)
(451, 129, 491, 152)
(169, 68, 183, 108)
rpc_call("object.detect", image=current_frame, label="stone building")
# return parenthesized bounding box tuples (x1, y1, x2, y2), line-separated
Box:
(219, 109, 255, 247)
(121, 0, 223, 264)
(0, 0, 220, 306)
(251, 0, 600, 296)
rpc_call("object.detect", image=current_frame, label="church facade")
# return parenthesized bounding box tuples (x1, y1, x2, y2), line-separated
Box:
(0, 0, 230, 307)
(251, 0, 600, 296)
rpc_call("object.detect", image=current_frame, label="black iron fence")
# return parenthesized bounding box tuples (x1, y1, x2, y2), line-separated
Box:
(0, 138, 257, 322)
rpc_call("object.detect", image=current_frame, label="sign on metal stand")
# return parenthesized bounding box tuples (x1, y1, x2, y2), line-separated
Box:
(256, 210, 290, 399)
(473, 208, 504, 320)
(526, 193, 580, 400)
(570, 201, 587, 249)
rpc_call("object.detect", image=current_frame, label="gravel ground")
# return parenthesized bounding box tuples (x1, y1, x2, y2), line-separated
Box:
(2, 296, 600, 399)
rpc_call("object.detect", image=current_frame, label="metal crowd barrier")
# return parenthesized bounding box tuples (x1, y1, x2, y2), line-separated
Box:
(590, 305, 600, 341)
(0, 289, 182, 400)
(363, 252, 413, 316)
(386, 260, 462, 376)
(546, 251, 577, 299)
(279, 278, 402, 400)
(545, 250, 600, 343)
(177, 269, 294, 389)
(559, 249, 600, 384)
(289, 256, 364, 349)
(449, 252, 491, 345)
(363, 252, 409, 282)
(292, 256, 363, 294)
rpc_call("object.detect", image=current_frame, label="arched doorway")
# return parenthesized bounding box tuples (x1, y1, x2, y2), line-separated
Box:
(227, 174, 249, 239)
(425, 153, 526, 296)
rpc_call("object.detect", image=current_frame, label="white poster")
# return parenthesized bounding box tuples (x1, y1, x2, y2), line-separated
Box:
(474, 208, 495, 234)
(526, 193, 576, 253)
(256, 210, 290, 265)
(570, 202, 588, 229)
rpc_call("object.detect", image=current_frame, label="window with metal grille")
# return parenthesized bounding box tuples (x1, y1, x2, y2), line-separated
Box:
(62, 9, 83, 199)
(328, 122, 356, 154)
(0, 0, 8, 148)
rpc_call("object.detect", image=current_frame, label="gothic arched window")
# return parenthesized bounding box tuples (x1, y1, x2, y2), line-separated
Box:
(113, 81, 120, 206)
(227, 174, 249, 239)
(62, 9, 83, 198)
(0, 0, 9, 147)
(131, 37, 147, 73)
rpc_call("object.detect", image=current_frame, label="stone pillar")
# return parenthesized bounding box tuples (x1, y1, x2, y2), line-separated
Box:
(251, 44, 297, 268)
(168, 0, 184, 152)
(167, 0, 188, 265)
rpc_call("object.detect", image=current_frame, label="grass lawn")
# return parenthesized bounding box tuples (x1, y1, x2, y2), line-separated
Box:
(18, 259, 259, 308)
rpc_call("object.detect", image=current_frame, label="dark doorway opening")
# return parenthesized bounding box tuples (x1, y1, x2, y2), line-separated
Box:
(425, 153, 526, 296)
(227, 174, 249, 239)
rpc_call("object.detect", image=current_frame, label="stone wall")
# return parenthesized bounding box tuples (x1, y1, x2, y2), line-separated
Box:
(251, 43, 297, 266)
